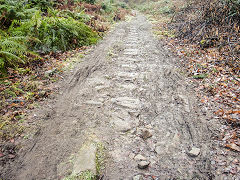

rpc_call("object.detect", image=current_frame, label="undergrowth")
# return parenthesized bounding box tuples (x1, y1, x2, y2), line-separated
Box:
(10, 10, 99, 53)
(0, 0, 129, 74)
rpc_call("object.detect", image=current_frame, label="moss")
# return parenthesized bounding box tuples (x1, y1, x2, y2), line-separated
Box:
(64, 170, 95, 180)
(0, 116, 24, 140)
(192, 73, 208, 79)
(63, 142, 105, 180)
(154, 30, 175, 38)
(96, 143, 105, 176)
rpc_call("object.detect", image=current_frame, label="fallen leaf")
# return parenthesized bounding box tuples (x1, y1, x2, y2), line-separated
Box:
(8, 154, 16, 159)
(0, 152, 4, 157)
(225, 143, 240, 152)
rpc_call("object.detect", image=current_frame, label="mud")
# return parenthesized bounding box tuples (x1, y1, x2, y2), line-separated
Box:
(1, 14, 225, 180)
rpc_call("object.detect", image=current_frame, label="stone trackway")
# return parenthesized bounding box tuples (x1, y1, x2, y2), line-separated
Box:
(2, 14, 217, 179)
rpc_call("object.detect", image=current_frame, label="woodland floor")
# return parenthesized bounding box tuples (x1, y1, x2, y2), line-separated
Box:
(1, 13, 239, 179)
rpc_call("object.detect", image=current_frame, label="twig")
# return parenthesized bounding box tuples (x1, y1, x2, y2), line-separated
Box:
(229, 71, 240, 83)
(0, 76, 14, 80)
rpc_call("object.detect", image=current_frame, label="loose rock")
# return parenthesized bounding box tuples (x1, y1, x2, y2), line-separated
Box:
(138, 160, 150, 169)
(111, 97, 141, 109)
(133, 174, 143, 180)
(44, 68, 57, 77)
(134, 154, 147, 161)
(85, 100, 103, 106)
(112, 117, 132, 132)
(188, 147, 201, 157)
(140, 130, 152, 140)
(155, 145, 162, 155)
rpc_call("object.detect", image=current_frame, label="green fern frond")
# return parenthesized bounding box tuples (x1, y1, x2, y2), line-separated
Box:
(0, 51, 24, 65)
(0, 33, 40, 70)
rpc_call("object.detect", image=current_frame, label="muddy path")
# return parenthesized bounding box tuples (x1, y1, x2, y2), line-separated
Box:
(2, 14, 219, 179)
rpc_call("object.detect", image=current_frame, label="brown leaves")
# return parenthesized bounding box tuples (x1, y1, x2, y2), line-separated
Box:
(225, 143, 240, 152)
(156, 19, 240, 153)
(0, 46, 90, 141)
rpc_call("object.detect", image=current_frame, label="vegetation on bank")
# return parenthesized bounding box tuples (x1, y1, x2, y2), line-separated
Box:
(0, 0, 129, 74)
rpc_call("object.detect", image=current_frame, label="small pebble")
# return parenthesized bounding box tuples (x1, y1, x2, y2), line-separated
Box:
(134, 154, 147, 161)
(138, 160, 150, 169)
(188, 147, 200, 157)
(133, 175, 143, 180)
(140, 130, 152, 140)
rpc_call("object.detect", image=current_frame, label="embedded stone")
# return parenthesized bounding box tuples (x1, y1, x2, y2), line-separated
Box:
(188, 147, 200, 157)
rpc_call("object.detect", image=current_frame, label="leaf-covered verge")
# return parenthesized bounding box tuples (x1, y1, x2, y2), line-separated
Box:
(138, 0, 239, 176)
(0, 0, 131, 164)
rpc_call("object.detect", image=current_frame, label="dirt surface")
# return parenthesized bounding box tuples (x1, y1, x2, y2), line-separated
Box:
(1, 13, 235, 180)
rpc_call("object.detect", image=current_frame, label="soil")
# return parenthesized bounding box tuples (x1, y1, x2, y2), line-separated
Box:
(1, 13, 239, 180)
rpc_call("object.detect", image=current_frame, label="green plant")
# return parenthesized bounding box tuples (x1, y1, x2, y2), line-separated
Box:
(192, 73, 208, 79)
(58, 9, 91, 22)
(118, 2, 128, 9)
(64, 170, 95, 180)
(137, 0, 177, 16)
(101, 1, 115, 13)
(0, 0, 37, 28)
(96, 143, 105, 176)
(0, 31, 39, 72)
(0, 116, 24, 140)
(81, 0, 96, 4)
(10, 11, 99, 53)
(27, 0, 56, 12)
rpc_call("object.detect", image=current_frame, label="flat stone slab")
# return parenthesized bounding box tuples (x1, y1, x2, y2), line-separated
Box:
(95, 85, 110, 91)
(110, 149, 126, 162)
(118, 57, 141, 63)
(117, 72, 139, 79)
(121, 64, 138, 70)
(87, 77, 108, 86)
(154, 133, 181, 155)
(128, 35, 138, 38)
(123, 49, 139, 56)
(129, 32, 138, 34)
(120, 83, 137, 91)
(125, 44, 138, 48)
(85, 100, 103, 106)
(111, 97, 141, 109)
(125, 40, 138, 43)
(111, 116, 132, 132)
(125, 41, 139, 45)
(72, 142, 97, 175)
(127, 38, 138, 41)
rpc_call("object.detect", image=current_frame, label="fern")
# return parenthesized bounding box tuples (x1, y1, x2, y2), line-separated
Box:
(0, 1, 99, 73)
(0, 0, 38, 28)
(57, 9, 91, 22)
(27, 0, 56, 12)
(10, 11, 99, 53)
(0, 34, 39, 72)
